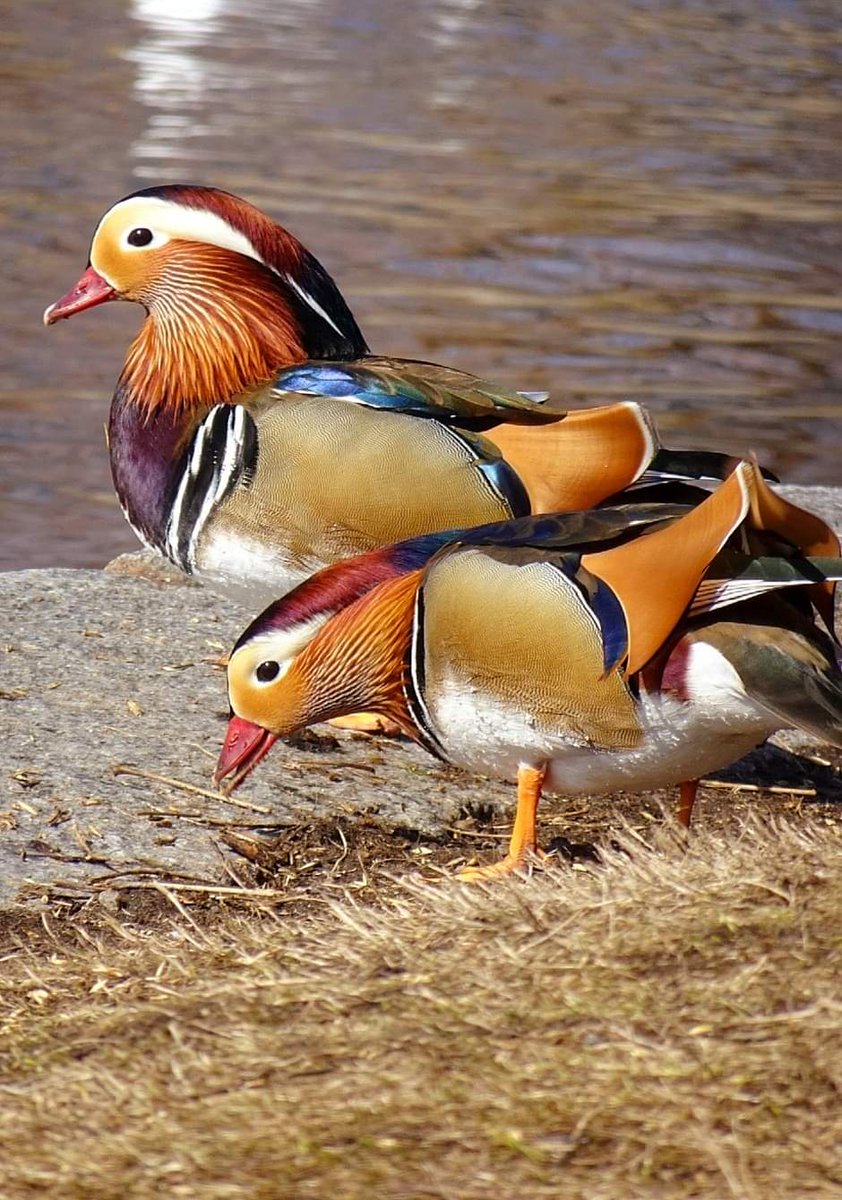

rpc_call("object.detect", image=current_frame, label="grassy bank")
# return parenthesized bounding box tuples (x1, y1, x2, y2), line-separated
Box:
(1, 818, 841, 1199)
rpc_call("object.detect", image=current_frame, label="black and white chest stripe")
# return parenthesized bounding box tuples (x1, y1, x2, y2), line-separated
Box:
(164, 404, 259, 571)
(402, 583, 450, 761)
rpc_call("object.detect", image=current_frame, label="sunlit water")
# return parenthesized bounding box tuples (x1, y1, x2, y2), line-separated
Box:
(2, 0, 841, 569)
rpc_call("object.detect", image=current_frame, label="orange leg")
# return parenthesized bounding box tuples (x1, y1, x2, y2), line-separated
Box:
(676, 779, 699, 829)
(458, 763, 548, 882)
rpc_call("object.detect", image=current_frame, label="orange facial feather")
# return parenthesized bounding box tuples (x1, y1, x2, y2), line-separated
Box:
(269, 569, 425, 736)
(119, 244, 307, 420)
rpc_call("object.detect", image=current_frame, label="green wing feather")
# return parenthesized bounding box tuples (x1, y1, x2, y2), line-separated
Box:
(270, 357, 564, 430)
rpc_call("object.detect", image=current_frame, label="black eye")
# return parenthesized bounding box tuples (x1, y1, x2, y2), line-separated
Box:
(256, 661, 280, 683)
(127, 227, 153, 247)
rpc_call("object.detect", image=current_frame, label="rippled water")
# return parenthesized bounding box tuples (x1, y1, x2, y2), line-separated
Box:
(2, 0, 841, 569)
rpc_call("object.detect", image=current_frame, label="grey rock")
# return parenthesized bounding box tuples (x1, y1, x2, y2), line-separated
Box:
(0, 569, 483, 908)
(1, 485, 840, 910)
(778, 485, 842, 532)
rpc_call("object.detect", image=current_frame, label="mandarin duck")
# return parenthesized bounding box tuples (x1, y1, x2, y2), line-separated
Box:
(215, 462, 842, 880)
(45, 184, 747, 606)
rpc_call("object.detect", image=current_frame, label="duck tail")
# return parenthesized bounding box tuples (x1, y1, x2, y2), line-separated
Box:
(720, 621, 842, 748)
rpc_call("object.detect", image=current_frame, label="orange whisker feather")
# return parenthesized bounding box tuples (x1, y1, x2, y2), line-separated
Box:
(121, 244, 307, 420)
(284, 569, 425, 735)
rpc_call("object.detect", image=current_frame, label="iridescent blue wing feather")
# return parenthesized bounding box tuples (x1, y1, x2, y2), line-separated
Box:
(272, 357, 563, 430)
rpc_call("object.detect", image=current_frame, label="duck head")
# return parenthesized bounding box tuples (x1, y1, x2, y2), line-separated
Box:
(215, 568, 424, 790)
(44, 184, 369, 415)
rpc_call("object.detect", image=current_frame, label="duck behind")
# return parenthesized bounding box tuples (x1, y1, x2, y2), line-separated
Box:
(46, 184, 751, 606)
(216, 463, 842, 880)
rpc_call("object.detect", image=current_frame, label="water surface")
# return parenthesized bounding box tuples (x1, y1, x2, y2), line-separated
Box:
(2, 0, 841, 569)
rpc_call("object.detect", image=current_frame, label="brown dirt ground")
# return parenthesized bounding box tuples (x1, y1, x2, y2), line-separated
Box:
(2, 742, 840, 946)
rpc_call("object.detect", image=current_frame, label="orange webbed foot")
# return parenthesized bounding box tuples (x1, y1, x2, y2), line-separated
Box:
(676, 779, 699, 828)
(456, 763, 548, 883)
(457, 848, 549, 883)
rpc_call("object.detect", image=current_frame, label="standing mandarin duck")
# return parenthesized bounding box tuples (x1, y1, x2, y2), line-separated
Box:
(215, 462, 842, 880)
(45, 184, 746, 606)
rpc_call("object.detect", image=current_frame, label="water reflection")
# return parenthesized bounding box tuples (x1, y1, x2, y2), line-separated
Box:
(126, 0, 226, 162)
(1, 0, 840, 570)
(424, 0, 482, 109)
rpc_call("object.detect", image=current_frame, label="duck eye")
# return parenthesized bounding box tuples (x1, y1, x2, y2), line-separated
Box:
(256, 660, 280, 683)
(127, 227, 153, 247)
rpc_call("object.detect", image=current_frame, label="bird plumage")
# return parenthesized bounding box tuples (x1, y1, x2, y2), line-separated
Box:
(216, 462, 842, 878)
(46, 183, 749, 606)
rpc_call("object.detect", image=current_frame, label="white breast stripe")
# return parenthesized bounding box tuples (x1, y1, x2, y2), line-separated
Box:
(190, 422, 211, 473)
(165, 446, 201, 565)
(404, 586, 449, 760)
(188, 408, 247, 566)
(164, 405, 254, 572)
(96, 197, 348, 347)
(164, 414, 214, 565)
(217, 405, 244, 492)
(283, 273, 345, 338)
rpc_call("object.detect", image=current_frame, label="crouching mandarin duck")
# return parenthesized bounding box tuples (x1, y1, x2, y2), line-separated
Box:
(45, 184, 745, 606)
(215, 462, 842, 880)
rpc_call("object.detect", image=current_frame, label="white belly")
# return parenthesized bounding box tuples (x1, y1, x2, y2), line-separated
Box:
(192, 529, 325, 609)
(426, 641, 781, 797)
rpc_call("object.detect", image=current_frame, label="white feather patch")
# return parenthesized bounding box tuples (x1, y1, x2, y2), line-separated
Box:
(93, 195, 265, 277)
(93, 195, 351, 340)
(164, 405, 250, 571)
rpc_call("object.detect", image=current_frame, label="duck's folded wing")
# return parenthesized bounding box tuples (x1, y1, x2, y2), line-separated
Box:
(207, 395, 536, 565)
(642, 446, 778, 485)
(413, 542, 641, 751)
(485, 409, 780, 516)
(269, 363, 772, 517)
(691, 554, 842, 619)
(581, 461, 840, 675)
(452, 501, 690, 554)
(271, 358, 562, 430)
(696, 622, 842, 747)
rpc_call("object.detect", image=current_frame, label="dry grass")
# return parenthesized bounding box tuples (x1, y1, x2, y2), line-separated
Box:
(1, 818, 841, 1200)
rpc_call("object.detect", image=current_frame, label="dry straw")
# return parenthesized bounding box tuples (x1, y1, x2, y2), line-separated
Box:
(1, 815, 840, 1199)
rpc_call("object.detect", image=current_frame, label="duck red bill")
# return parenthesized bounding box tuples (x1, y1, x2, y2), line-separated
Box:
(214, 716, 278, 792)
(43, 265, 117, 325)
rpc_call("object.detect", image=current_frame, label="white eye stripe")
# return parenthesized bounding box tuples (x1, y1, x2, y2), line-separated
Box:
(253, 659, 291, 686)
(122, 227, 171, 251)
(238, 613, 332, 677)
(98, 196, 263, 264)
(94, 194, 354, 340)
